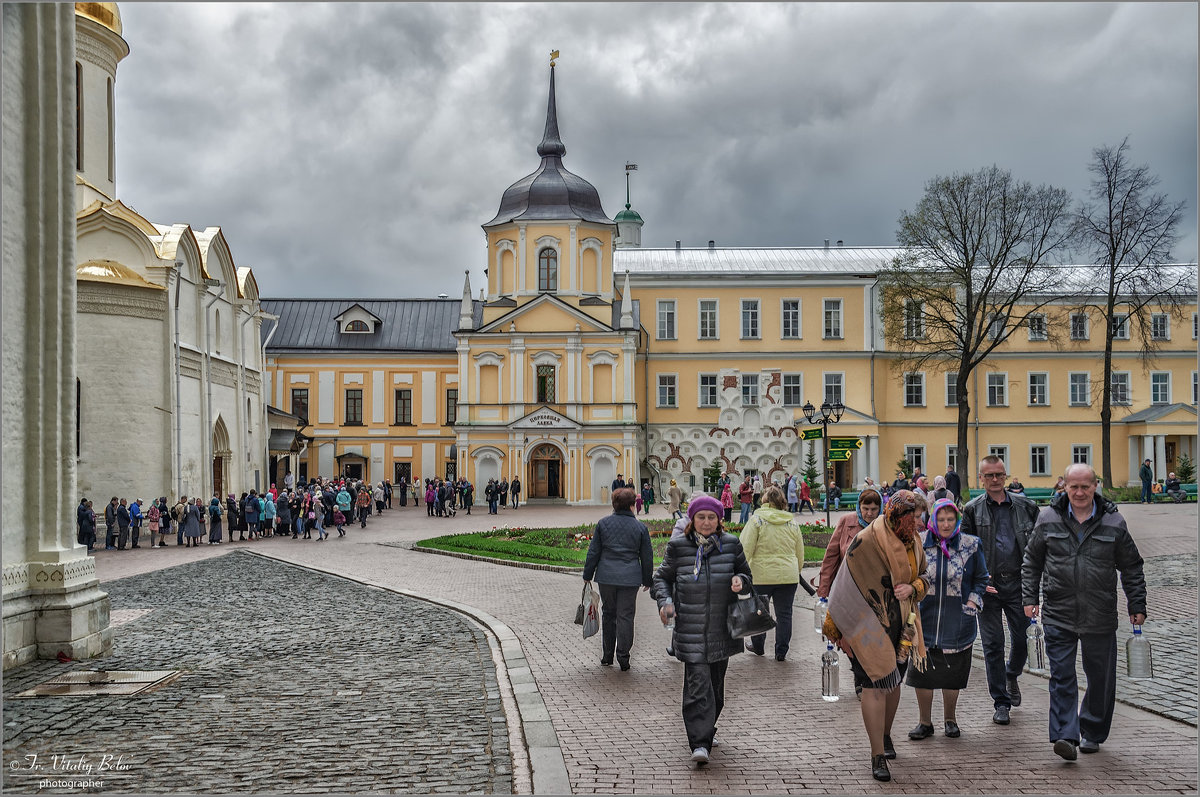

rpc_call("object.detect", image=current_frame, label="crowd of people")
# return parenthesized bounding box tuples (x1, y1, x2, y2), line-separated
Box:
(582, 458, 1149, 779)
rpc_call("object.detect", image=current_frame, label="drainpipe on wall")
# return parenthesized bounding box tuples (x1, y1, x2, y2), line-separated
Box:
(202, 281, 223, 499)
(239, 310, 255, 490)
(258, 312, 280, 486)
(972, 368, 980, 492)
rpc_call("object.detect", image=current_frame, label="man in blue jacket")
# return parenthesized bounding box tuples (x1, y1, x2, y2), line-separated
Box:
(1022, 463, 1147, 761)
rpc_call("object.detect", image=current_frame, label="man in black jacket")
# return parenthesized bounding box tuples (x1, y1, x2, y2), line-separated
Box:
(960, 455, 1040, 725)
(944, 465, 962, 503)
(1022, 463, 1147, 761)
(582, 488, 654, 672)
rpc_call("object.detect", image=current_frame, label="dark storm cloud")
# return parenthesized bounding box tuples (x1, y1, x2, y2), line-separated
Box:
(113, 3, 1198, 299)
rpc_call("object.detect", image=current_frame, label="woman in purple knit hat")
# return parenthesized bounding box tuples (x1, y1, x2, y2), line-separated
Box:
(651, 492, 753, 767)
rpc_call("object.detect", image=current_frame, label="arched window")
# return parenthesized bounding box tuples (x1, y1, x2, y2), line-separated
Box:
(214, 308, 221, 354)
(538, 248, 558, 292)
(346, 320, 370, 332)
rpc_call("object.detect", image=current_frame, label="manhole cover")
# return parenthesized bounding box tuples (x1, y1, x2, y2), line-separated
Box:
(17, 670, 181, 697)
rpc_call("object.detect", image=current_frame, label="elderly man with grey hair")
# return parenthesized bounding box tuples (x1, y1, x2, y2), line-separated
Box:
(1021, 463, 1147, 762)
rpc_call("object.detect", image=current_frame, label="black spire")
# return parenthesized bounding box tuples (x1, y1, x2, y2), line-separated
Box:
(537, 64, 566, 158)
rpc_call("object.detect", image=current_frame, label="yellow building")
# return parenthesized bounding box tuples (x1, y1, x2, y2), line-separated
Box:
(264, 63, 1198, 500)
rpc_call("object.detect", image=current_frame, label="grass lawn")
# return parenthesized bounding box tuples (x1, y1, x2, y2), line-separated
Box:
(417, 520, 828, 568)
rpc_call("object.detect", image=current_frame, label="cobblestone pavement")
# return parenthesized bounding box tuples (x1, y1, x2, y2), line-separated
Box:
(51, 500, 1200, 793)
(3, 553, 511, 794)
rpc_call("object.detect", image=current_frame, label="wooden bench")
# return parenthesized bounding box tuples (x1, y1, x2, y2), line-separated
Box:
(1153, 483, 1197, 503)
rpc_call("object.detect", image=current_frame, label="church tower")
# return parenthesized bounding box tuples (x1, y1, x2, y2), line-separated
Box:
(74, 3, 129, 208)
(454, 57, 644, 505)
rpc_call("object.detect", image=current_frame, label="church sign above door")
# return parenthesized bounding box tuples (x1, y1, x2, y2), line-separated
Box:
(512, 407, 580, 430)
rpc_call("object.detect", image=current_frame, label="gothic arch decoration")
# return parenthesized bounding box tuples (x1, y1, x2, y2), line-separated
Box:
(212, 415, 230, 456)
(579, 236, 604, 294)
(494, 238, 516, 294)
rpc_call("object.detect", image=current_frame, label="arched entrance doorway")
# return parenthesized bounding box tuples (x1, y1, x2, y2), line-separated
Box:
(212, 416, 231, 498)
(529, 443, 562, 499)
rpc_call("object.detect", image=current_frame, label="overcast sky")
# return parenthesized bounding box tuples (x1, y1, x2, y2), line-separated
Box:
(113, 2, 1198, 299)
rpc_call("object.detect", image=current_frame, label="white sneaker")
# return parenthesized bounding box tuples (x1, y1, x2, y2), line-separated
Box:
(691, 747, 709, 765)
(711, 734, 720, 748)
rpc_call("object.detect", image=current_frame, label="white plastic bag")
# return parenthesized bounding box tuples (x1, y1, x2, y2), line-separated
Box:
(581, 582, 601, 639)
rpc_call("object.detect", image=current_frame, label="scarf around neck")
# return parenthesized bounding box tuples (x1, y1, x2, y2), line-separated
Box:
(692, 531, 723, 581)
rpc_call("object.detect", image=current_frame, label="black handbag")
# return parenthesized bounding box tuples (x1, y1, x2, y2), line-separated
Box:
(727, 584, 776, 639)
(574, 584, 587, 625)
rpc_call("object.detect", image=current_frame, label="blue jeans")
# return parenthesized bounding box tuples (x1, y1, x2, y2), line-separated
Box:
(1044, 623, 1117, 744)
(823, 498, 840, 510)
(739, 502, 752, 523)
(1141, 481, 1152, 502)
(978, 578, 1028, 708)
(748, 582, 799, 658)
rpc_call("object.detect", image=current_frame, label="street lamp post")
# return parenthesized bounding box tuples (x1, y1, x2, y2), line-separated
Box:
(802, 399, 845, 526)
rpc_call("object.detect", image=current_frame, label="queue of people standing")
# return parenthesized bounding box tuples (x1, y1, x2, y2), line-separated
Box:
(76, 476, 398, 550)
(583, 458, 1148, 778)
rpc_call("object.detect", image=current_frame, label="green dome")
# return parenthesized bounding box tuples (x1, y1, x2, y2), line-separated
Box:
(615, 204, 643, 223)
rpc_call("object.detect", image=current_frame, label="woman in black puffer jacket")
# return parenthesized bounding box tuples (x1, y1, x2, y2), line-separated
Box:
(652, 494, 752, 767)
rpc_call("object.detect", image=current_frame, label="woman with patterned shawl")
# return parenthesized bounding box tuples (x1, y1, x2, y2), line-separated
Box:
(823, 490, 930, 782)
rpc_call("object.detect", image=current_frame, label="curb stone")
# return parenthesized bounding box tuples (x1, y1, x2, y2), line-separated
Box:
(246, 550, 570, 795)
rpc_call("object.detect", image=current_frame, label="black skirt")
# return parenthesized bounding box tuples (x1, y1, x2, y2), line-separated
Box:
(850, 655, 908, 691)
(905, 647, 973, 691)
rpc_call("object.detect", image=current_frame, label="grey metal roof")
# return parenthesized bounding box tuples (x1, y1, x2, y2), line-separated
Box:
(261, 299, 483, 352)
(615, 246, 903, 275)
(1121, 402, 1198, 423)
(483, 65, 611, 228)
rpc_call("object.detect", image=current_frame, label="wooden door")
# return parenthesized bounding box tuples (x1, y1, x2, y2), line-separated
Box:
(212, 456, 224, 498)
(534, 462, 549, 497)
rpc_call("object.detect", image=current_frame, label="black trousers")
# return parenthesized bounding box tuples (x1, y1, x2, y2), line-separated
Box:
(598, 584, 639, 663)
(1045, 623, 1117, 744)
(682, 659, 728, 750)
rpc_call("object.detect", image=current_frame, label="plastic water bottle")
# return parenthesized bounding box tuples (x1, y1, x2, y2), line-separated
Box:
(1126, 625, 1154, 679)
(821, 643, 840, 702)
(1026, 617, 1048, 675)
(663, 604, 675, 632)
(814, 597, 828, 636)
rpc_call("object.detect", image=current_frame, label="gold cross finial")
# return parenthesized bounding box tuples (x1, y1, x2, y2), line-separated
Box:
(550, 50, 560, 67)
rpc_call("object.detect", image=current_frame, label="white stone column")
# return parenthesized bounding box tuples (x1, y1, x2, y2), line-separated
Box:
(1142, 435, 1154, 466)
(1155, 435, 1167, 480)
(1128, 438, 1140, 487)
(2, 3, 111, 669)
(866, 435, 880, 485)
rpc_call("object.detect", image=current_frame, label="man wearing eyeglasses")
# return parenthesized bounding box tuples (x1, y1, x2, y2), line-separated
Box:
(960, 454, 1040, 726)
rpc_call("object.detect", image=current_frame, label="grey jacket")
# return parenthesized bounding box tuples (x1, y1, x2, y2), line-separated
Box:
(582, 509, 653, 588)
(960, 490, 1039, 581)
(1021, 493, 1147, 635)
(652, 531, 752, 664)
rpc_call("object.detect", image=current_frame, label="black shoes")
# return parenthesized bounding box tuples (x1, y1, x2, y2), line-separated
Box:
(619, 660, 630, 671)
(907, 723, 934, 740)
(944, 721, 961, 738)
(882, 735, 896, 759)
(993, 706, 1011, 725)
(599, 658, 613, 667)
(871, 754, 890, 781)
(744, 641, 765, 656)
(1007, 678, 1022, 707)
(1053, 739, 1078, 761)
(1079, 738, 1100, 754)
(775, 654, 786, 662)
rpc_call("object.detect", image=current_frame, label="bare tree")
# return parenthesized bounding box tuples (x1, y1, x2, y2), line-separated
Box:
(880, 166, 1075, 490)
(1074, 136, 1191, 487)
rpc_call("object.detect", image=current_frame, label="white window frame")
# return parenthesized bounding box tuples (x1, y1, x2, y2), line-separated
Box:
(698, 373, 718, 408)
(1028, 371, 1049, 407)
(903, 372, 925, 407)
(782, 373, 803, 407)
(656, 373, 677, 408)
(945, 372, 958, 407)
(698, 298, 719, 340)
(1029, 444, 1050, 477)
(823, 372, 844, 406)
(1150, 313, 1170, 341)
(945, 445, 959, 475)
(1068, 372, 1090, 407)
(904, 300, 924, 340)
(1110, 313, 1130, 340)
(986, 372, 1008, 407)
(1071, 444, 1092, 465)
(1027, 313, 1048, 341)
(780, 298, 802, 340)
(741, 299, 761, 340)
(1193, 371, 1198, 405)
(656, 299, 676, 340)
(1070, 313, 1090, 341)
(823, 298, 843, 340)
(988, 445, 1009, 466)
(986, 312, 1004, 341)
(741, 373, 760, 407)
(1150, 371, 1171, 405)
(1110, 371, 1131, 406)
(904, 445, 925, 474)
(1192, 312, 1198, 340)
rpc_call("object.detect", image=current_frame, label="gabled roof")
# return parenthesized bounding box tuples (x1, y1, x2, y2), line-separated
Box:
(333, 303, 382, 324)
(261, 298, 483, 352)
(477, 293, 616, 334)
(1121, 403, 1198, 423)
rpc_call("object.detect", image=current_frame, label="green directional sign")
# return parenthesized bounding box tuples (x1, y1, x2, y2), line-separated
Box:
(829, 437, 864, 450)
(801, 428, 823, 440)
(827, 449, 853, 462)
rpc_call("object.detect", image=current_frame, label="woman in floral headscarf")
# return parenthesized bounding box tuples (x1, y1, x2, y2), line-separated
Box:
(823, 490, 930, 783)
(906, 498, 988, 742)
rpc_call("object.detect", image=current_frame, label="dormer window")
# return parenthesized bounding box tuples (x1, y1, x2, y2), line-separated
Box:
(334, 303, 381, 334)
(345, 320, 370, 333)
(538, 248, 558, 292)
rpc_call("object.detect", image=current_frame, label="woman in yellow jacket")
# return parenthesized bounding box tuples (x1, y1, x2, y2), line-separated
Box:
(740, 485, 806, 660)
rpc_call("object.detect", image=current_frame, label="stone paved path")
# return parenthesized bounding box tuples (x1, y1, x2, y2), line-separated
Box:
(10, 500, 1196, 794)
(3, 553, 511, 794)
